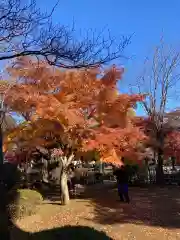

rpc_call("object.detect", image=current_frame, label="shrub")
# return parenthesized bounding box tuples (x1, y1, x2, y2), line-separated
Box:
(9, 189, 43, 219)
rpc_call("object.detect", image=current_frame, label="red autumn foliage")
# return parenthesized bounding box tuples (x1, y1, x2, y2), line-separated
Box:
(164, 131, 180, 162)
(83, 126, 146, 164)
(134, 114, 180, 163)
(5, 57, 146, 165)
(51, 148, 64, 157)
(4, 151, 21, 165)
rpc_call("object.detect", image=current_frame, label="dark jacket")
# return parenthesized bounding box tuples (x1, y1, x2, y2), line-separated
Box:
(114, 167, 128, 184)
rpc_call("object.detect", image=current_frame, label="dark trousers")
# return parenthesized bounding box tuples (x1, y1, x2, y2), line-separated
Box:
(67, 178, 76, 192)
(117, 183, 130, 203)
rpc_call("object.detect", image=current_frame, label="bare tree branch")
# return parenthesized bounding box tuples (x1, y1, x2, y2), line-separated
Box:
(132, 40, 180, 183)
(0, 0, 130, 69)
(134, 40, 180, 130)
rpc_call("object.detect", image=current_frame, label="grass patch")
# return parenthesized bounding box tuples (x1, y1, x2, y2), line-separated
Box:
(9, 189, 43, 219)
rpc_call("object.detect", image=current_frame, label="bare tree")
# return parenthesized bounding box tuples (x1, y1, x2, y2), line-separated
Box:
(0, 0, 129, 69)
(132, 40, 180, 183)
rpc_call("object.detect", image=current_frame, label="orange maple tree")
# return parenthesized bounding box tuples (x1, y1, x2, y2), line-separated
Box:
(5, 57, 146, 166)
(3, 57, 148, 204)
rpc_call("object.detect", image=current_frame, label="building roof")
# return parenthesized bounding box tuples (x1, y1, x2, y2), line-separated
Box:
(164, 110, 180, 129)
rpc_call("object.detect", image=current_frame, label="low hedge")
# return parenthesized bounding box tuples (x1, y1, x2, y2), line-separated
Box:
(9, 189, 43, 219)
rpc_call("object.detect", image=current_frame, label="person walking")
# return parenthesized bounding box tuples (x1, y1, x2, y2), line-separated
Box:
(114, 164, 130, 203)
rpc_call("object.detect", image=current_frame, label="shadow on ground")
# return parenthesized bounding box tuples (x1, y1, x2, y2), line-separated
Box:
(40, 182, 180, 229)
(12, 225, 113, 240)
(3, 162, 180, 239)
(79, 184, 180, 229)
(1, 177, 112, 240)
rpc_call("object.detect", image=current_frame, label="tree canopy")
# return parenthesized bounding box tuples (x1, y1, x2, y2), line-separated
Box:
(4, 57, 146, 165)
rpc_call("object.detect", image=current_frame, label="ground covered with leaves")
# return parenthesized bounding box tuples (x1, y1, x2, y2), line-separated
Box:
(12, 185, 180, 240)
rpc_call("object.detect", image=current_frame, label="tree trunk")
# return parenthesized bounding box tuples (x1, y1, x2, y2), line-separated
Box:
(0, 163, 18, 240)
(171, 156, 176, 170)
(0, 187, 11, 240)
(42, 158, 49, 183)
(58, 153, 74, 205)
(144, 158, 149, 183)
(156, 149, 164, 185)
(60, 170, 69, 205)
(0, 125, 3, 165)
(155, 131, 165, 185)
(0, 179, 8, 238)
(23, 161, 29, 188)
(0, 125, 11, 239)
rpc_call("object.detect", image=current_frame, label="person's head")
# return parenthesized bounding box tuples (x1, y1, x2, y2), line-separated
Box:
(121, 165, 125, 170)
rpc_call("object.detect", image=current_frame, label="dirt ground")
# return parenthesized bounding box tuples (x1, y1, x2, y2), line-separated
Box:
(12, 185, 180, 240)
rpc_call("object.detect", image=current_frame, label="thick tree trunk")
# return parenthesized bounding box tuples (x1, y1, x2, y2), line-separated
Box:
(60, 171, 69, 205)
(0, 125, 11, 239)
(0, 163, 18, 240)
(0, 183, 11, 240)
(0, 124, 3, 165)
(58, 153, 74, 205)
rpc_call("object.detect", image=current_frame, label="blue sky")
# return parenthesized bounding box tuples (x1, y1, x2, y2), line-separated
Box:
(37, 0, 180, 116)
(10, 0, 180, 123)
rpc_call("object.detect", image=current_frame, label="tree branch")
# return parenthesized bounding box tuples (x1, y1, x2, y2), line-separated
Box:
(0, 0, 130, 69)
